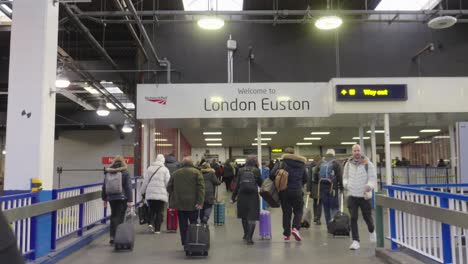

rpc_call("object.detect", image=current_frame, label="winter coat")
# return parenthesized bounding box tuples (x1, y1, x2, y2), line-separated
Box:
(140, 158, 171, 203)
(223, 162, 236, 179)
(201, 168, 221, 204)
(165, 155, 180, 175)
(343, 155, 377, 198)
(167, 164, 205, 211)
(101, 161, 133, 202)
(313, 155, 343, 192)
(270, 154, 308, 191)
(0, 211, 24, 264)
(232, 166, 263, 221)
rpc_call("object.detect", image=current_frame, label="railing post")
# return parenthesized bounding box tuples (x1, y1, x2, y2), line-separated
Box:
(50, 190, 57, 250)
(78, 187, 84, 237)
(406, 167, 410, 184)
(375, 191, 385, 248)
(446, 168, 449, 184)
(388, 189, 398, 251)
(32, 191, 53, 260)
(440, 197, 453, 264)
(425, 167, 428, 184)
(392, 167, 395, 183)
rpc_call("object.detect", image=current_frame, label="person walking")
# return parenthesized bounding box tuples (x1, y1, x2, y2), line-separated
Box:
(343, 144, 377, 250)
(140, 154, 171, 234)
(231, 156, 263, 245)
(223, 159, 236, 192)
(200, 162, 221, 224)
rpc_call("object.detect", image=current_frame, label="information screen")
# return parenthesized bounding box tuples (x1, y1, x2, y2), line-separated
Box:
(336, 84, 408, 101)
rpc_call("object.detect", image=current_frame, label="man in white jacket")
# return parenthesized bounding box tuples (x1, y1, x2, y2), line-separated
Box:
(343, 144, 377, 250)
(140, 154, 171, 234)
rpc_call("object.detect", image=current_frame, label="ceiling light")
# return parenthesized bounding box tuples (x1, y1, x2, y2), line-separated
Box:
(106, 102, 117, 110)
(122, 102, 135, 109)
(254, 138, 272, 141)
(353, 137, 370, 140)
(235, 158, 246, 163)
(210, 96, 224, 102)
(420, 129, 441, 133)
(157, 144, 173, 147)
(311, 132, 330, 135)
(203, 132, 222, 135)
(277, 96, 291, 101)
(154, 138, 168, 142)
(55, 77, 70, 88)
(434, 136, 450, 139)
(198, 17, 224, 30)
(415, 141, 432, 144)
(155, 132, 161, 135)
(2, 149, 5, 155)
(100, 81, 113, 85)
(96, 101, 110, 117)
(401, 136, 419, 139)
(261, 131, 277, 135)
(315, 16, 343, 30)
(366, 130, 385, 133)
(205, 138, 222, 141)
(341, 142, 357, 145)
(428, 16, 457, 29)
(207, 143, 223, 146)
(84, 85, 99, 95)
(105, 86, 124, 94)
(1, 4, 12, 14)
(390, 141, 402, 144)
(183, 0, 243, 11)
(252, 143, 268, 146)
(304, 137, 322, 140)
(375, 0, 440, 11)
(296, 142, 313, 146)
(121, 119, 133, 133)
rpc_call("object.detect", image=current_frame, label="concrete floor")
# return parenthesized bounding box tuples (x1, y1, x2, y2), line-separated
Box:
(59, 189, 383, 264)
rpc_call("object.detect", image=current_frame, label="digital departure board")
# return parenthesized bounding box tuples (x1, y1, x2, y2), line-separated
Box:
(336, 84, 408, 101)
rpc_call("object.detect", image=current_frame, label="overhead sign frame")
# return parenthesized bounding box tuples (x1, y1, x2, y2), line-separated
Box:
(336, 84, 408, 102)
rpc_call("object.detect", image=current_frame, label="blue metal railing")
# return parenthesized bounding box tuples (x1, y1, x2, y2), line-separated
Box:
(384, 184, 468, 263)
(378, 166, 456, 186)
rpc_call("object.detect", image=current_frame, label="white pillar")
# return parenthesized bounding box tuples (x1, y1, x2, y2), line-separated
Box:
(449, 125, 456, 181)
(4, 0, 58, 191)
(142, 121, 149, 171)
(177, 128, 181, 161)
(257, 119, 262, 168)
(359, 126, 365, 154)
(370, 119, 378, 191)
(149, 122, 156, 164)
(384, 114, 392, 186)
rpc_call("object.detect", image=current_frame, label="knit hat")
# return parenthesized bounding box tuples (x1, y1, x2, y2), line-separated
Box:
(201, 162, 211, 169)
(326, 149, 335, 156)
(284, 147, 295, 154)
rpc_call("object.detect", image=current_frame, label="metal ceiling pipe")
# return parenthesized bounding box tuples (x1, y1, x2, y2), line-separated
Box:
(123, 0, 171, 81)
(76, 9, 468, 17)
(63, 4, 130, 84)
(113, 0, 150, 62)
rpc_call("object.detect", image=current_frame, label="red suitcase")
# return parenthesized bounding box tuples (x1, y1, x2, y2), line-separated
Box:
(166, 208, 178, 233)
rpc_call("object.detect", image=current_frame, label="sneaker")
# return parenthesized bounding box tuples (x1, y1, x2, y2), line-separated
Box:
(370, 232, 377, 243)
(109, 239, 114, 245)
(155, 231, 161, 234)
(148, 225, 154, 232)
(349, 240, 360, 250)
(284, 236, 291, 242)
(291, 228, 302, 241)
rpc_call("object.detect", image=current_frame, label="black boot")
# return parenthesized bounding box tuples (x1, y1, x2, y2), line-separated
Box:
(246, 223, 255, 245)
(242, 219, 248, 240)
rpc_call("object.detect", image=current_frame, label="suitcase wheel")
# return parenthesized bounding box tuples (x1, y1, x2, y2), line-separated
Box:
(203, 251, 208, 256)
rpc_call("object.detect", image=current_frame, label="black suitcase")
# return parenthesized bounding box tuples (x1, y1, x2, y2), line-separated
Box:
(114, 209, 135, 251)
(185, 222, 210, 257)
(328, 193, 350, 237)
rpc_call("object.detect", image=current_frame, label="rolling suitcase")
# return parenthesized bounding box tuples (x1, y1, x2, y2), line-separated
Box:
(185, 221, 210, 257)
(114, 208, 135, 251)
(301, 195, 312, 228)
(213, 187, 225, 226)
(327, 193, 350, 237)
(166, 208, 178, 233)
(259, 211, 272, 240)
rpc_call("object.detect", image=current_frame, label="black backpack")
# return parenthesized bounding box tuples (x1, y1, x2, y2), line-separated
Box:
(239, 168, 258, 194)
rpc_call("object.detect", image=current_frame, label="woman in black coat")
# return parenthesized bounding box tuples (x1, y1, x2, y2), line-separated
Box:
(231, 155, 263, 245)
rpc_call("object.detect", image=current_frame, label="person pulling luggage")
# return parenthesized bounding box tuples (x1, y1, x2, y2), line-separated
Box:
(200, 162, 221, 224)
(231, 155, 263, 245)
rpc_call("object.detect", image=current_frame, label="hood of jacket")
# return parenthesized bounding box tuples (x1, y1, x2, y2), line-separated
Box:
(106, 161, 127, 173)
(201, 168, 215, 174)
(152, 154, 165, 167)
(281, 154, 307, 168)
(165, 155, 177, 164)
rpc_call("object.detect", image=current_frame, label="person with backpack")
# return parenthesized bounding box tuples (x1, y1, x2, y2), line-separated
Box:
(231, 155, 263, 245)
(140, 154, 171, 234)
(270, 147, 308, 242)
(313, 149, 343, 226)
(101, 155, 133, 245)
(223, 159, 236, 192)
(343, 144, 377, 250)
(200, 162, 221, 224)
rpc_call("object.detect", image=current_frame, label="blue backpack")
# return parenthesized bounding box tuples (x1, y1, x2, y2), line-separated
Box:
(319, 160, 335, 181)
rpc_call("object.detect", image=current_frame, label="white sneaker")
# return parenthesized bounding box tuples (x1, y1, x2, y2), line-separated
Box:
(370, 232, 377, 243)
(148, 225, 154, 232)
(349, 240, 360, 250)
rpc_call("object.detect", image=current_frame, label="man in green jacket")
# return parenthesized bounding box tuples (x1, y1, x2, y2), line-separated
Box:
(167, 156, 205, 246)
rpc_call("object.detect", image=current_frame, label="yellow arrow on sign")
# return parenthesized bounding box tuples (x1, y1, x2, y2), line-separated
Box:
(341, 89, 347, 95)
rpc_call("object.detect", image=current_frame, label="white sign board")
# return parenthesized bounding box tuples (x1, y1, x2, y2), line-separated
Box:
(137, 83, 329, 119)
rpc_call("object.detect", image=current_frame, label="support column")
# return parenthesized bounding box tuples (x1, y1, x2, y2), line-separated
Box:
(371, 119, 378, 191)
(4, 0, 59, 259)
(149, 122, 156, 164)
(177, 128, 181, 161)
(384, 114, 392, 186)
(449, 125, 456, 182)
(257, 119, 262, 169)
(359, 126, 365, 154)
(141, 121, 149, 172)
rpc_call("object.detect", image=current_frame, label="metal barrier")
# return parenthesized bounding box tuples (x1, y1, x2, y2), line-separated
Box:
(378, 166, 456, 185)
(0, 176, 143, 260)
(379, 184, 468, 264)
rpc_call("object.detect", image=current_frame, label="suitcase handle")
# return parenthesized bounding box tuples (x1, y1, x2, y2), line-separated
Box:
(340, 192, 344, 213)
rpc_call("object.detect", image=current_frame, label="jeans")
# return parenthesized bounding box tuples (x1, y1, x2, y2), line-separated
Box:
(224, 177, 233, 191)
(321, 189, 339, 224)
(279, 189, 304, 237)
(109, 200, 127, 239)
(147, 200, 165, 232)
(178, 210, 199, 245)
(348, 196, 375, 242)
(201, 203, 213, 223)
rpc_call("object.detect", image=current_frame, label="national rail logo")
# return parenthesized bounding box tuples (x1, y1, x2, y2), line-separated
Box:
(145, 96, 168, 105)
